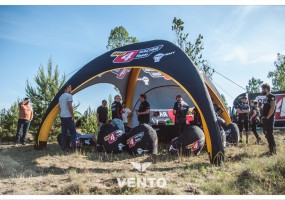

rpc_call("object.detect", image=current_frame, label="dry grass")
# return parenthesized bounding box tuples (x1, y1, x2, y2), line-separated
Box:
(0, 130, 285, 195)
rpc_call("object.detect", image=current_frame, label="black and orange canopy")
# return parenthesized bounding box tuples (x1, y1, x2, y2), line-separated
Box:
(36, 40, 231, 164)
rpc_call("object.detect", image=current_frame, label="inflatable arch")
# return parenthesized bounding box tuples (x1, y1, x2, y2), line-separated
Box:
(35, 40, 231, 164)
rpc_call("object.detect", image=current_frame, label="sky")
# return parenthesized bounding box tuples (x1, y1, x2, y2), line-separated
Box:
(0, 5, 285, 114)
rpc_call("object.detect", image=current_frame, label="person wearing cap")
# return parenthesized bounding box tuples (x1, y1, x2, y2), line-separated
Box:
(136, 94, 150, 125)
(249, 100, 262, 143)
(173, 95, 190, 134)
(237, 96, 250, 144)
(59, 84, 77, 152)
(111, 95, 125, 132)
(15, 97, 33, 145)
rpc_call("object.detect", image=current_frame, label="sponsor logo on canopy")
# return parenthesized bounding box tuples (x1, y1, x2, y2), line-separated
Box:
(111, 45, 163, 63)
(142, 68, 171, 80)
(111, 68, 130, 79)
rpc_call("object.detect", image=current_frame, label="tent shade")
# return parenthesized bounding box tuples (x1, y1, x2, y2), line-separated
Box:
(35, 40, 230, 164)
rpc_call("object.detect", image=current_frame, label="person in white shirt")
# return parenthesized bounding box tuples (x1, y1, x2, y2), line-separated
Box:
(59, 84, 76, 152)
(122, 102, 132, 132)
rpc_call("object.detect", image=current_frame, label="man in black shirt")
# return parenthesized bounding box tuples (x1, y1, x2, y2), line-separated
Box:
(97, 100, 108, 130)
(173, 95, 190, 133)
(111, 95, 123, 120)
(261, 83, 276, 155)
(237, 96, 250, 144)
(136, 94, 150, 124)
(249, 100, 262, 143)
(111, 95, 125, 132)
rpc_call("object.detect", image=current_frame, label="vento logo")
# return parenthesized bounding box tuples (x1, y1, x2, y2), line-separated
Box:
(117, 162, 167, 188)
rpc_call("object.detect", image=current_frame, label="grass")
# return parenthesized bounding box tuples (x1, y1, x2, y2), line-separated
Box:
(0, 130, 285, 195)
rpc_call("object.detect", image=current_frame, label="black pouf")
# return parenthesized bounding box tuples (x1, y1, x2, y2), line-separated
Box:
(169, 125, 205, 156)
(57, 133, 96, 148)
(78, 134, 96, 147)
(155, 125, 180, 143)
(96, 123, 126, 153)
(126, 124, 158, 155)
(224, 123, 239, 145)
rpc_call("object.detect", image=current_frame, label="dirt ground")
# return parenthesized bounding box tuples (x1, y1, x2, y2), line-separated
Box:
(0, 130, 285, 195)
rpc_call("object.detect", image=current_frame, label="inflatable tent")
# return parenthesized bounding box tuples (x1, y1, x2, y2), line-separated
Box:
(35, 40, 231, 164)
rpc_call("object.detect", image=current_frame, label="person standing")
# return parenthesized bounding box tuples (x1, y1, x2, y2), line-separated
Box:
(173, 95, 190, 134)
(111, 95, 125, 132)
(237, 96, 250, 144)
(15, 97, 33, 145)
(261, 83, 277, 155)
(136, 94, 150, 125)
(122, 102, 132, 132)
(59, 84, 77, 152)
(249, 100, 262, 143)
(97, 100, 108, 130)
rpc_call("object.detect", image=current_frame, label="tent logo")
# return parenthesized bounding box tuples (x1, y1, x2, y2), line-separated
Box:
(137, 148, 149, 155)
(186, 138, 204, 152)
(131, 162, 152, 172)
(111, 68, 130, 79)
(118, 143, 125, 151)
(111, 45, 163, 63)
(117, 162, 167, 188)
(142, 68, 171, 80)
(104, 129, 124, 144)
(153, 51, 175, 63)
(137, 76, 150, 85)
(127, 132, 144, 148)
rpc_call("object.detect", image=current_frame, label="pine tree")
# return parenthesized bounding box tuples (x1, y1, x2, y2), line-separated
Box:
(246, 77, 264, 93)
(0, 100, 20, 141)
(220, 94, 228, 108)
(80, 107, 98, 136)
(172, 17, 214, 79)
(106, 26, 138, 50)
(25, 58, 66, 137)
(268, 53, 285, 91)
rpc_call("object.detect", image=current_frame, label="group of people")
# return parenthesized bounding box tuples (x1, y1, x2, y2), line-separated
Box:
(58, 84, 151, 152)
(237, 83, 277, 155)
(15, 82, 277, 155)
(58, 86, 191, 152)
(96, 94, 151, 133)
